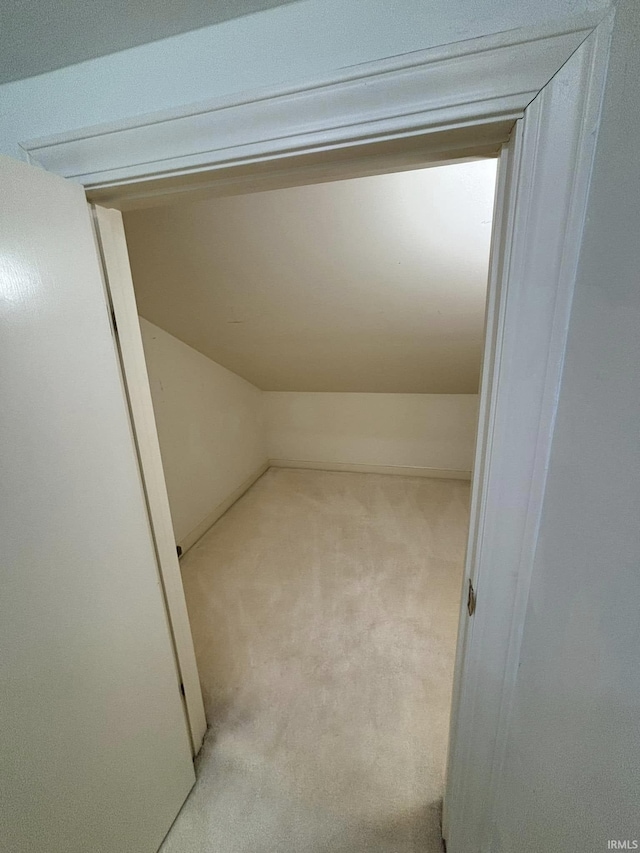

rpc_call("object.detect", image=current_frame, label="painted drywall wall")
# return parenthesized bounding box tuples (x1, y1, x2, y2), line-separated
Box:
(139, 318, 267, 549)
(264, 393, 479, 475)
(489, 2, 640, 850)
(0, 0, 608, 162)
(124, 162, 496, 394)
(1, 0, 295, 83)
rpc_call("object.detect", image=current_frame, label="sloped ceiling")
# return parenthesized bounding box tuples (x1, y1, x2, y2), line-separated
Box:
(124, 160, 497, 393)
(0, 0, 297, 83)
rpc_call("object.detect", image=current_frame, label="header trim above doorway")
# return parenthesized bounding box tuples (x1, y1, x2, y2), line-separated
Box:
(21, 14, 598, 205)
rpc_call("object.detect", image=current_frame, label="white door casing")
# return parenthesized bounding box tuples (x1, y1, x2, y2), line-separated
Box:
(446, 20, 612, 849)
(22, 15, 600, 202)
(0, 155, 195, 853)
(15, 10, 614, 852)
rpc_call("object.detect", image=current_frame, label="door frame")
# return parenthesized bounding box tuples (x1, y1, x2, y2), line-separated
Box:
(22, 10, 615, 848)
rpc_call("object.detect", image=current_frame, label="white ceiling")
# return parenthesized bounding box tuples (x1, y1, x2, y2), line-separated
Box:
(124, 160, 497, 393)
(0, 0, 297, 84)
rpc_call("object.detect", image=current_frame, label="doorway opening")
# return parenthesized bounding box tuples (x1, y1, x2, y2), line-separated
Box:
(113, 158, 497, 851)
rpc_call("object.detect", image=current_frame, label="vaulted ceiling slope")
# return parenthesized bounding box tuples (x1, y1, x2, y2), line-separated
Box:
(0, 0, 297, 83)
(124, 160, 497, 393)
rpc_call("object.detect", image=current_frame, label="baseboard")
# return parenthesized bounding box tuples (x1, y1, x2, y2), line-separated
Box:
(178, 458, 470, 555)
(178, 461, 269, 556)
(268, 458, 472, 480)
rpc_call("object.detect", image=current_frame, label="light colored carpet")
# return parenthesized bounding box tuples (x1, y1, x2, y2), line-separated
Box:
(161, 468, 469, 853)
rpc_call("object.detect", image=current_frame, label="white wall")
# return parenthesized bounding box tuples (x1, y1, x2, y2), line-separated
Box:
(140, 315, 479, 544)
(139, 318, 267, 550)
(0, 0, 607, 162)
(264, 393, 478, 476)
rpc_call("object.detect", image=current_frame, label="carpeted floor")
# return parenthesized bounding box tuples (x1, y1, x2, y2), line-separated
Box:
(161, 468, 470, 853)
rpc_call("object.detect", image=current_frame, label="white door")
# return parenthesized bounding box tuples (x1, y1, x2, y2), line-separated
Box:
(0, 155, 195, 851)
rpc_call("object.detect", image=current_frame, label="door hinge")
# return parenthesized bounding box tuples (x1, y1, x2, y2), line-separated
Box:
(179, 682, 185, 698)
(467, 579, 477, 616)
